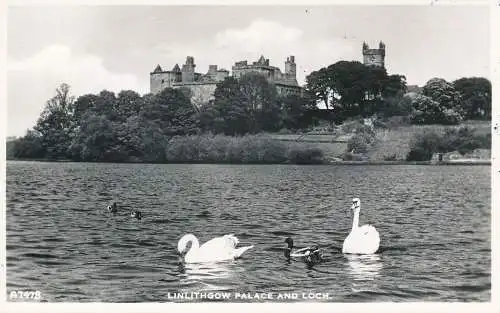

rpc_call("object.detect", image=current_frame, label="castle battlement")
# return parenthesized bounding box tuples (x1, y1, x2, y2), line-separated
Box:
(150, 54, 301, 107)
(231, 55, 298, 88)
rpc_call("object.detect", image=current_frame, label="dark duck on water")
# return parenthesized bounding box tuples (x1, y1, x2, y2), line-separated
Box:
(284, 237, 323, 265)
(107, 202, 118, 214)
(130, 210, 142, 220)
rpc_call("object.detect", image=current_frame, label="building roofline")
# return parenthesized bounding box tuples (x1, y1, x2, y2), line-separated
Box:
(232, 65, 281, 71)
(172, 82, 219, 86)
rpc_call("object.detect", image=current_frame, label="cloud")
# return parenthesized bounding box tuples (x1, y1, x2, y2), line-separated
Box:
(7, 19, 357, 136)
(8, 45, 147, 136)
(214, 19, 303, 52)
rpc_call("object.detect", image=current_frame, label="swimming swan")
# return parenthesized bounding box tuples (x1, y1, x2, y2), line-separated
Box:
(342, 198, 380, 254)
(284, 237, 323, 264)
(177, 234, 254, 263)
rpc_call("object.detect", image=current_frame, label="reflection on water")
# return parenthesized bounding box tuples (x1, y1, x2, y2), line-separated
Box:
(6, 162, 491, 301)
(178, 260, 239, 292)
(345, 254, 383, 293)
(180, 261, 235, 281)
(345, 254, 383, 281)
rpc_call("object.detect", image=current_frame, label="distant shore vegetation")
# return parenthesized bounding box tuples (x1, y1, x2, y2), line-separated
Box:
(7, 60, 492, 164)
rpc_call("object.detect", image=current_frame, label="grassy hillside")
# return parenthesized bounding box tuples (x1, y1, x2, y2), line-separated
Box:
(368, 120, 491, 161)
(269, 120, 491, 162)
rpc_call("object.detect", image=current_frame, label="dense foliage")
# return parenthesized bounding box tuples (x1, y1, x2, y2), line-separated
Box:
(10, 76, 320, 163)
(305, 62, 491, 125)
(406, 126, 491, 161)
(9, 60, 491, 163)
(305, 61, 408, 120)
(452, 77, 491, 120)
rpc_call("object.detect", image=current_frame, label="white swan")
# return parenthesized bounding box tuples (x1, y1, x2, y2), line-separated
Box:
(342, 198, 380, 254)
(177, 233, 254, 263)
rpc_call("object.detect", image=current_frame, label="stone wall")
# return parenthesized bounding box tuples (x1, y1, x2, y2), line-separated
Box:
(363, 52, 385, 68)
(150, 71, 181, 94)
(362, 42, 386, 68)
(173, 82, 218, 108)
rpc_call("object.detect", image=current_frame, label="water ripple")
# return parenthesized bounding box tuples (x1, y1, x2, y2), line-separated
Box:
(6, 162, 491, 302)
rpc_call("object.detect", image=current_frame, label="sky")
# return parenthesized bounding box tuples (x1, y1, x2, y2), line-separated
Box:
(6, 5, 490, 137)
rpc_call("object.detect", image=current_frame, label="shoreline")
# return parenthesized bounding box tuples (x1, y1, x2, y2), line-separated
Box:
(6, 158, 491, 166)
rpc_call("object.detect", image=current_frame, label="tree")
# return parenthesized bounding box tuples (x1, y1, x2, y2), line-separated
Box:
(305, 67, 333, 110)
(239, 73, 280, 132)
(383, 74, 407, 98)
(406, 130, 443, 161)
(115, 90, 144, 122)
(141, 87, 199, 137)
(116, 115, 168, 162)
(12, 130, 45, 159)
(306, 61, 407, 120)
(377, 74, 408, 117)
(73, 94, 100, 122)
(33, 83, 75, 159)
(453, 77, 491, 119)
(211, 77, 250, 135)
(409, 94, 441, 124)
(420, 78, 464, 124)
(423, 78, 462, 111)
(327, 61, 368, 117)
(93, 90, 118, 120)
(68, 112, 125, 162)
(409, 94, 463, 125)
(279, 94, 315, 130)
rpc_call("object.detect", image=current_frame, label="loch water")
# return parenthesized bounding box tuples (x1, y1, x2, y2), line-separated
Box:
(6, 161, 491, 302)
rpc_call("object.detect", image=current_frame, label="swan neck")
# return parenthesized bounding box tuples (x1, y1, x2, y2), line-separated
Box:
(352, 209, 360, 231)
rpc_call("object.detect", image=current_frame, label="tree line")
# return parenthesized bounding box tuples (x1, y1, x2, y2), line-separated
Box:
(306, 61, 491, 123)
(8, 60, 491, 163)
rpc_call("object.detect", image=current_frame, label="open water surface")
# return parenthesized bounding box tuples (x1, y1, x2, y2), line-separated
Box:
(6, 162, 491, 302)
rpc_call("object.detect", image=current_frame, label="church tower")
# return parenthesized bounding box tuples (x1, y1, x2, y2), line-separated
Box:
(362, 41, 385, 68)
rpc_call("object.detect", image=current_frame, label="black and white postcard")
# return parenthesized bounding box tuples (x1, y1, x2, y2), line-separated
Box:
(2, 1, 498, 312)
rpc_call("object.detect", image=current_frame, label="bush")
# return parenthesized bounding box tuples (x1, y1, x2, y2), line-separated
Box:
(380, 93, 413, 117)
(340, 119, 364, 134)
(355, 123, 376, 137)
(406, 130, 442, 161)
(12, 130, 46, 159)
(383, 154, 398, 161)
(346, 122, 376, 154)
(288, 147, 325, 164)
(384, 116, 411, 128)
(410, 84, 465, 125)
(441, 126, 490, 155)
(441, 108, 464, 125)
(342, 151, 366, 161)
(347, 133, 370, 154)
(163, 134, 326, 164)
(406, 126, 491, 161)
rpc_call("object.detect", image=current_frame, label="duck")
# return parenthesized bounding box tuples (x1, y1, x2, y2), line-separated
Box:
(284, 237, 323, 264)
(130, 210, 142, 220)
(107, 202, 118, 214)
(177, 234, 253, 263)
(342, 198, 380, 254)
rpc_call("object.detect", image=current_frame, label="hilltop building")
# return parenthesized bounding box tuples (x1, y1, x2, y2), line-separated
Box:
(150, 56, 229, 107)
(362, 41, 385, 68)
(232, 55, 300, 96)
(149, 55, 301, 107)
